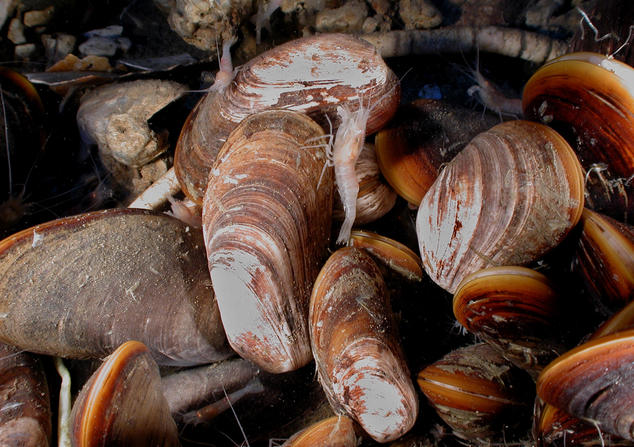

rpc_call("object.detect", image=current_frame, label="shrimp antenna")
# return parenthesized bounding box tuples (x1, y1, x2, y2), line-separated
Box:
(577, 8, 618, 43)
(223, 385, 250, 447)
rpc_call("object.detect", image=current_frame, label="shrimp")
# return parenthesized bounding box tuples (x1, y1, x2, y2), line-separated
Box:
(209, 35, 238, 93)
(331, 102, 371, 245)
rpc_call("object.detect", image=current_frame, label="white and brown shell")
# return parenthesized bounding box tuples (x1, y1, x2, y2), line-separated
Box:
(416, 120, 585, 293)
(175, 33, 400, 203)
(309, 247, 418, 443)
(203, 109, 334, 374)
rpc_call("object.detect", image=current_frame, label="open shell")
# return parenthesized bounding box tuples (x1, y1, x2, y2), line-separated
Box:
(203, 110, 333, 373)
(175, 33, 400, 203)
(309, 247, 418, 443)
(416, 120, 585, 293)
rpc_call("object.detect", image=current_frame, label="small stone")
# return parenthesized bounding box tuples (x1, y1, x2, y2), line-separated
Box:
(14, 43, 36, 59)
(315, 0, 368, 33)
(79, 36, 118, 57)
(363, 15, 379, 33)
(399, 0, 442, 29)
(7, 17, 25, 44)
(23, 5, 54, 27)
(41, 33, 76, 64)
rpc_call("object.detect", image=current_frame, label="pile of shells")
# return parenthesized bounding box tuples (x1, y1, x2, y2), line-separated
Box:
(0, 14, 633, 447)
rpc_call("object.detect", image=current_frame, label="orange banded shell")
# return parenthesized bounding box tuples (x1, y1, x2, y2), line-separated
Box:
(416, 120, 585, 293)
(203, 110, 333, 373)
(175, 33, 400, 203)
(537, 330, 634, 441)
(523, 52, 634, 221)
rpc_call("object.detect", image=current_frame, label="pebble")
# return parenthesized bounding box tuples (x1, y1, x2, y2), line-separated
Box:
(315, 0, 369, 33)
(7, 17, 25, 44)
(23, 5, 54, 27)
(399, 0, 442, 29)
(14, 42, 36, 59)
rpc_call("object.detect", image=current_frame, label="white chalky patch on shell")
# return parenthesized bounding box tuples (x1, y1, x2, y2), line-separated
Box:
(31, 230, 43, 248)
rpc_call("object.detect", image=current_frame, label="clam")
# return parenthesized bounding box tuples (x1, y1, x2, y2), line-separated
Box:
(522, 52, 634, 222)
(417, 342, 534, 444)
(0, 343, 50, 447)
(309, 247, 418, 443)
(175, 32, 400, 203)
(416, 120, 585, 293)
(575, 208, 634, 311)
(453, 266, 565, 378)
(375, 99, 498, 206)
(203, 109, 333, 373)
(348, 229, 423, 281)
(0, 208, 230, 366)
(71, 340, 180, 446)
(281, 415, 358, 447)
(536, 329, 634, 441)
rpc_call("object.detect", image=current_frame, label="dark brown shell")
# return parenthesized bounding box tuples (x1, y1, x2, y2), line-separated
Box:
(175, 33, 400, 203)
(309, 247, 418, 443)
(71, 340, 179, 446)
(0, 343, 50, 447)
(203, 110, 333, 373)
(523, 52, 634, 222)
(575, 208, 634, 311)
(0, 208, 230, 366)
(417, 343, 534, 444)
(453, 266, 565, 378)
(416, 120, 585, 293)
(536, 330, 634, 441)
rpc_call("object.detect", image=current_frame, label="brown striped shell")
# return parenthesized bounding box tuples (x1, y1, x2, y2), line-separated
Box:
(417, 343, 534, 443)
(523, 52, 634, 222)
(0, 208, 230, 366)
(453, 266, 564, 378)
(309, 247, 418, 443)
(175, 33, 400, 203)
(281, 415, 358, 447)
(416, 120, 585, 293)
(203, 110, 333, 373)
(71, 341, 179, 446)
(536, 330, 634, 441)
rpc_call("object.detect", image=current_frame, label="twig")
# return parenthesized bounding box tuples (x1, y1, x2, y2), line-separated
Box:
(54, 357, 72, 447)
(361, 26, 568, 64)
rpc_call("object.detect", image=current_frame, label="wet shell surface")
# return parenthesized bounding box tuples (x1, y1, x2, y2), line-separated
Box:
(203, 110, 333, 373)
(416, 120, 585, 293)
(536, 329, 634, 441)
(375, 99, 498, 206)
(523, 52, 634, 221)
(575, 208, 634, 311)
(175, 32, 400, 203)
(309, 247, 418, 443)
(0, 208, 230, 366)
(281, 415, 358, 447)
(71, 340, 179, 446)
(417, 342, 534, 443)
(453, 266, 564, 378)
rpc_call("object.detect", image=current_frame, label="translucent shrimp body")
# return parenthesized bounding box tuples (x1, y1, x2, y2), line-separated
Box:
(333, 103, 370, 245)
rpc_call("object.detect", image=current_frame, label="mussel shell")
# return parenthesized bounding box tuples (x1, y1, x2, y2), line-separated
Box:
(71, 340, 179, 446)
(203, 109, 333, 373)
(0, 343, 50, 447)
(0, 208, 230, 366)
(536, 329, 634, 441)
(575, 208, 634, 311)
(309, 247, 418, 443)
(453, 266, 564, 377)
(349, 229, 423, 281)
(175, 33, 400, 203)
(417, 342, 534, 443)
(281, 415, 358, 447)
(375, 99, 498, 206)
(523, 52, 634, 221)
(416, 120, 585, 293)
